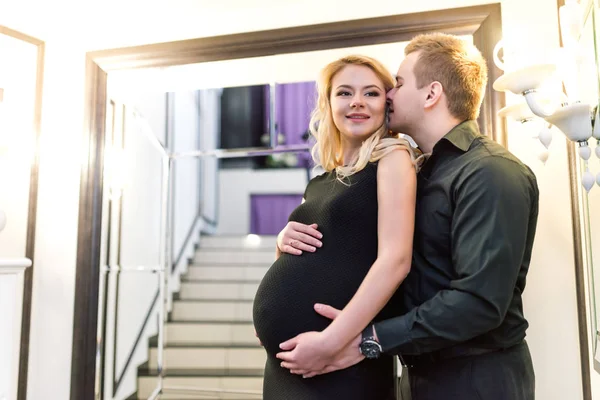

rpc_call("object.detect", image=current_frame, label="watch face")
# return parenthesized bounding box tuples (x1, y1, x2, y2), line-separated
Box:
(360, 340, 381, 359)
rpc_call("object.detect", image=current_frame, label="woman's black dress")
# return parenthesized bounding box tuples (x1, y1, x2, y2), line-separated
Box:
(253, 163, 401, 400)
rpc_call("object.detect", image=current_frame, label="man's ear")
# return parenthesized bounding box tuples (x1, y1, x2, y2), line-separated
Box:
(424, 81, 443, 109)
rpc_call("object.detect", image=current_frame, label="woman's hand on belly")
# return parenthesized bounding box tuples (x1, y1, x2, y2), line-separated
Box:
(275, 331, 334, 373)
(277, 222, 323, 255)
(276, 303, 365, 378)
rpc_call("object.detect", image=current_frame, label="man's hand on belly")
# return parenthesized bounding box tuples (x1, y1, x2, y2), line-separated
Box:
(276, 304, 364, 378)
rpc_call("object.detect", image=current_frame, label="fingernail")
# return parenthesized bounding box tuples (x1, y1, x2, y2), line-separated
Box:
(318, 234, 323, 239)
(309, 247, 316, 252)
(314, 303, 323, 310)
(317, 242, 322, 247)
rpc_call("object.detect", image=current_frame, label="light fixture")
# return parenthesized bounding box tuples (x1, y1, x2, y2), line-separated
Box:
(493, 0, 600, 192)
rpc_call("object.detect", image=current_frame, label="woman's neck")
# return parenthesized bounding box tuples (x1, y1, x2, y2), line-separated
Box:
(341, 141, 361, 166)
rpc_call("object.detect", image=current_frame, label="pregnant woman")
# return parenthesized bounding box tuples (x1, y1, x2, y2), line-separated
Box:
(253, 54, 418, 400)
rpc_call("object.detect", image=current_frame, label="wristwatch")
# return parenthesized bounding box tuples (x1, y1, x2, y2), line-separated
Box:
(359, 324, 382, 359)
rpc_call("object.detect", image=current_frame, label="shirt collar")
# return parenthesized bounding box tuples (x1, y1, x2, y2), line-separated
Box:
(436, 120, 481, 153)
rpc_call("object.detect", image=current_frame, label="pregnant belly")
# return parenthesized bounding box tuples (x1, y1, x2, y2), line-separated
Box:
(253, 252, 366, 356)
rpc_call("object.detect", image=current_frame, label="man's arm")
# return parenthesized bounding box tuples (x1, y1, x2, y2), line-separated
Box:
(375, 156, 539, 355)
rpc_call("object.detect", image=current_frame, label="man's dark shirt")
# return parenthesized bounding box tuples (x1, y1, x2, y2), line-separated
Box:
(375, 120, 540, 355)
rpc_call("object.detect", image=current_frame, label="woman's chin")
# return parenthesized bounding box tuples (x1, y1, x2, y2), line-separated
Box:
(342, 127, 376, 141)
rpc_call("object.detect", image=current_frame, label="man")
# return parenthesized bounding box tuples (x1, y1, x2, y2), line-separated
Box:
(274, 33, 539, 400)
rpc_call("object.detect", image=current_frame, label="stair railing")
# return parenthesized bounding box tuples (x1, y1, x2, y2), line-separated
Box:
(98, 104, 310, 399)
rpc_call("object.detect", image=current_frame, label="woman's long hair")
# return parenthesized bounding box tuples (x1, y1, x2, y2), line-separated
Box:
(309, 55, 418, 182)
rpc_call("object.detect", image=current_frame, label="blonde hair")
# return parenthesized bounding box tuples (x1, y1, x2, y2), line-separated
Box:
(309, 55, 417, 182)
(405, 33, 488, 121)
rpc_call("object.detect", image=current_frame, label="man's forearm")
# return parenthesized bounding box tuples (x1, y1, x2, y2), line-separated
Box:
(374, 289, 507, 355)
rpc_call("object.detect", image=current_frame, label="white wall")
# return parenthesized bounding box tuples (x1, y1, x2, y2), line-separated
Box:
(0, 33, 37, 257)
(170, 91, 202, 297)
(197, 89, 221, 232)
(217, 168, 308, 235)
(172, 91, 201, 258)
(0, 0, 586, 399)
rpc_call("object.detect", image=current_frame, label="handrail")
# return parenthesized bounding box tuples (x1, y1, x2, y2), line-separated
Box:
(103, 265, 163, 273)
(110, 191, 203, 397)
(171, 143, 311, 159)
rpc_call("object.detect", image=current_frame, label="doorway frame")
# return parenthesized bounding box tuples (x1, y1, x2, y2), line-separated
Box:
(72, 4, 505, 399)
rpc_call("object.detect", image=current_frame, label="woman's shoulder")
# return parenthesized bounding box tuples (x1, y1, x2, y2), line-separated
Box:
(377, 148, 417, 177)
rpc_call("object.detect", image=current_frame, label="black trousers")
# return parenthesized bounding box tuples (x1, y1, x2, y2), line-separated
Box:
(399, 341, 535, 400)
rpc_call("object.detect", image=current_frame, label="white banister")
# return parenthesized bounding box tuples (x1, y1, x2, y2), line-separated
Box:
(0, 258, 31, 400)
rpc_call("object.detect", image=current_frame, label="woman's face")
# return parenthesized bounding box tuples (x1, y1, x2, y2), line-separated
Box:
(330, 65, 387, 146)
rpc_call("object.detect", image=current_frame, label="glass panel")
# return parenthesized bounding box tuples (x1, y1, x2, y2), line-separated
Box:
(98, 103, 165, 400)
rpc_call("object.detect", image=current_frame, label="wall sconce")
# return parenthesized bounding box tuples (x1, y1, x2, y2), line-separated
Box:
(493, 0, 600, 192)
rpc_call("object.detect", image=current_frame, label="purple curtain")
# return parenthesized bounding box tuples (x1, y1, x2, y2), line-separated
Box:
(264, 82, 317, 167)
(250, 194, 304, 235)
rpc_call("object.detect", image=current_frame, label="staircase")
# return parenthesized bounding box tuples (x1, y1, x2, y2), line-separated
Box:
(136, 235, 276, 399)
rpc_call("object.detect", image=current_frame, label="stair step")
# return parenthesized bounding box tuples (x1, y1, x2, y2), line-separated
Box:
(133, 235, 277, 399)
(148, 347, 266, 370)
(199, 235, 277, 249)
(164, 322, 257, 346)
(179, 282, 259, 301)
(137, 375, 263, 399)
(138, 368, 265, 377)
(193, 251, 274, 265)
(172, 301, 253, 322)
(188, 263, 271, 269)
(184, 266, 269, 281)
(181, 279, 262, 284)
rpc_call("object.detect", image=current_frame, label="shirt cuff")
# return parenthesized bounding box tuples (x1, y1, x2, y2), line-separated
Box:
(374, 309, 416, 355)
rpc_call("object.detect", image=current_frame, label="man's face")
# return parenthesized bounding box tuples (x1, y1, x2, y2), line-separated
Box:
(386, 51, 427, 136)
